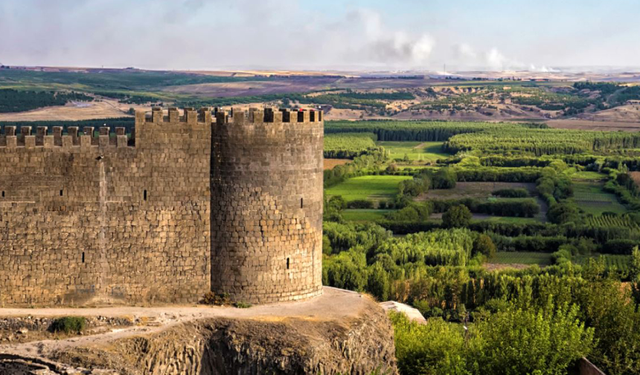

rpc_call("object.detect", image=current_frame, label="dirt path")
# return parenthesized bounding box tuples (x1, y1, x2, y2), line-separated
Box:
(0, 287, 365, 360)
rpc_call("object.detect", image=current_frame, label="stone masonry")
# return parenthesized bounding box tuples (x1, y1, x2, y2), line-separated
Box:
(0, 107, 324, 306)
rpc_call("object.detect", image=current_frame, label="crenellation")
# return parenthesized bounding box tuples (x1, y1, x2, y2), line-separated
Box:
(184, 107, 197, 124)
(68, 126, 79, 145)
(151, 107, 163, 123)
(168, 107, 180, 122)
(44, 135, 54, 148)
(25, 135, 36, 148)
(62, 135, 73, 148)
(80, 134, 91, 148)
(198, 108, 211, 123)
(4, 126, 16, 136)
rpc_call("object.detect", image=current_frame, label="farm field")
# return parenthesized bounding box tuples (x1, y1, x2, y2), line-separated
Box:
(567, 170, 607, 181)
(422, 182, 536, 200)
(325, 175, 413, 202)
(377, 141, 450, 162)
(573, 254, 631, 273)
(573, 181, 628, 215)
(490, 252, 554, 266)
(341, 209, 392, 222)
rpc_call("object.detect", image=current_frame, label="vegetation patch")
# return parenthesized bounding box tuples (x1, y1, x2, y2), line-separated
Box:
(49, 316, 87, 334)
(325, 175, 413, 202)
(573, 182, 628, 215)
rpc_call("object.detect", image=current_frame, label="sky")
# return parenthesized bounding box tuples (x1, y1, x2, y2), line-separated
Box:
(0, 0, 639, 72)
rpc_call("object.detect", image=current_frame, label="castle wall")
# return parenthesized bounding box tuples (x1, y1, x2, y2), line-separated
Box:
(0, 108, 211, 306)
(211, 109, 324, 304)
(0, 106, 323, 306)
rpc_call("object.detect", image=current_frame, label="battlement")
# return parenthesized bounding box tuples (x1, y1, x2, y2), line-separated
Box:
(0, 125, 131, 149)
(216, 107, 323, 125)
(137, 107, 323, 126)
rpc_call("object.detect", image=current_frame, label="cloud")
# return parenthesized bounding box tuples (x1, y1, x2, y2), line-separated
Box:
(0, 0, 556, 72)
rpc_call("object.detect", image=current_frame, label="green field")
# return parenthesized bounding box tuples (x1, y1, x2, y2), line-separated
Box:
(492, 252, 553, 266)
(325, 175, 413, 202)
(378, 141, 450, 162)
(568, 170, 607, 181)
(573, 182, 628, 215)
(342, 209, 393, 222)
(573, 254, 631, 273)
(475, 216, 542, 224)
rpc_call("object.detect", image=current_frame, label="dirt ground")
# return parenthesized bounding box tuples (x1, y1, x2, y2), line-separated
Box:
(547, 118, 640, 131)
(484, 263, 532, 272)
(163, 77, 339, 98)
(0, 287, 365, 360)
(324, 158, 349, 170)
(630, 172, 640, 185)
(0, 100, 142, 122)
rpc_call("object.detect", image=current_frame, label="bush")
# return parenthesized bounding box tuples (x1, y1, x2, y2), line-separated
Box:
(491, 188, 529, 198)
(347, 199, 374, 209)
(199, 292, 231, 305)
(49, 316, 86, 334)
(547, 203, 580, 224)
(474, 234, 496, 259)
(442, 205, 472, 228)
(603, 239, 638, 255)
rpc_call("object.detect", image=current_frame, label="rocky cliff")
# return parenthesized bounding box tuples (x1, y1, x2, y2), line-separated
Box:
(0, 288, 397, 375)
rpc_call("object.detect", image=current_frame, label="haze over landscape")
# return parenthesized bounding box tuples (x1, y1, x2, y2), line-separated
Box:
(2, 0, 640, 71)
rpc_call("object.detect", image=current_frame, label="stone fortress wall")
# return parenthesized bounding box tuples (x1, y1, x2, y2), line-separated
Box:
(0, 107, 323, 306)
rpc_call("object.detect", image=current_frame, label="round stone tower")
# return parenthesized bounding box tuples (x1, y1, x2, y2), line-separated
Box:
(210, 108, 324, 304)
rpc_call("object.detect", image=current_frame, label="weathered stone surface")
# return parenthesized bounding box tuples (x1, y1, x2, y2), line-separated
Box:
(0, 107, 323, 306)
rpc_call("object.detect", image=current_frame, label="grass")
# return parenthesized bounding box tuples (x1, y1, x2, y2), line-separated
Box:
(573, 181, 628, 215)
(569, 170, 607, 181)
(378, 141, 450, 162)
(342, 209, 393, 222)
(473, 216, 541, 224)
(492, 252, 553, 266)
(325, 175, 413, 202)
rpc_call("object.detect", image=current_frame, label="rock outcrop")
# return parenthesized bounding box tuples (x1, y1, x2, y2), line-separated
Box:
(0, 288, 398, 375)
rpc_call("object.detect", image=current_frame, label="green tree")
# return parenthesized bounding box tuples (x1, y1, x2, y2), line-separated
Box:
(367, 262, 390, 301)
(547, 202, 580, 224)
(443, 205, 472, 228)
(471, 302, 594, 375)
(390, 312, 468, 375)
(473, 234, 496, 259)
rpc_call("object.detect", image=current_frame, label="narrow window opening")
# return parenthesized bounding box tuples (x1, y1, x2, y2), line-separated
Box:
(143, 190, 147, 201)
(286, 257, 290, 270)
(60, 189, 63, 196)
(300, 197, 304, 208)
(82, 252, 85, 263)
(1, 191, 4, 198)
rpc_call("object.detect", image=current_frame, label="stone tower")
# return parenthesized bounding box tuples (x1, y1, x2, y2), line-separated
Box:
(211, 108, 324, 304)
(0, 107, 323, 306)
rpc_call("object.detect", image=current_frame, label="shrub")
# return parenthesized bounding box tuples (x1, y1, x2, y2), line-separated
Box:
(547, 202, 580, 224)
(603, 239, 638, 255)
(491, 188, 529, 198)
(49, 316, 86, 334)
(474, 234, 496, 259)
(442, 205, 472, 228)
(199, 292, 231, 305)
(347, 199, 374, 209)
(234, 301, 252, 308)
